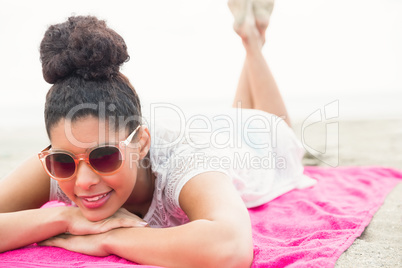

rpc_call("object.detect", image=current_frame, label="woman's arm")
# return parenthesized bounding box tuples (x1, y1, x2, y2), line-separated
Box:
(0, 156, 146, 252)
(0, 207, 71, 252)
(0, 155, 64, 252)
(0, 155, 50, 213)
(104, 171, 254, 268)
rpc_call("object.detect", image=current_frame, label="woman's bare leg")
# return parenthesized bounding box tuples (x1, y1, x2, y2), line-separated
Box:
(244, 39, 291, 126)
(230, 0, 254, 109)
(232, 61, 254, 109)
(230, 0, 291, 126)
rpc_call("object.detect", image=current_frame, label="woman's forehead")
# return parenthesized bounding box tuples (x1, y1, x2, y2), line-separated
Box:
(49, 116, 128, 151)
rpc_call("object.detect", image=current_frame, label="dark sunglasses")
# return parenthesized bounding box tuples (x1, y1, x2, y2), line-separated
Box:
(38, 125, 141, 181)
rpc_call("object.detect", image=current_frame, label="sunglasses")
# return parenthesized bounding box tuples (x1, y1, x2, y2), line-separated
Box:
(38, 125, 141, 181)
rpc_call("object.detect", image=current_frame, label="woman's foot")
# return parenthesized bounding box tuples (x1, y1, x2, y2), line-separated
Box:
(228, 0, 251, 35)
(228, 0, 263, 51)
(252, 0, 275, 44)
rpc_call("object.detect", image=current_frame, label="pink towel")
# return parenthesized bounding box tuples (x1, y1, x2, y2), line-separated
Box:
(1, 166, 401, 267)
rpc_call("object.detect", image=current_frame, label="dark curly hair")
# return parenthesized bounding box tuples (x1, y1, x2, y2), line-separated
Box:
(40, 16, 141, 139)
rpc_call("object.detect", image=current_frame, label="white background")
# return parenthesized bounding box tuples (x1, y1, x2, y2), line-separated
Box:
(0, 0, 401, 129)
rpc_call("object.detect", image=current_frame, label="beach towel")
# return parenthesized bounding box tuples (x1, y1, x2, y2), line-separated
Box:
(1, 166, 401, 268)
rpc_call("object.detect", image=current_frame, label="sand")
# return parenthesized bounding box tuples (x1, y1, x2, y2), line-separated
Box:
(1, 118, 401, 267)
(292, 119, 402, 267)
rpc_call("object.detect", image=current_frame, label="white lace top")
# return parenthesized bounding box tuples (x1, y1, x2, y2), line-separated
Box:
(50, 108, 316, 228)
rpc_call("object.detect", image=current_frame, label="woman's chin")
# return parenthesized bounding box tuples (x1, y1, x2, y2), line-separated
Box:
(76, 198, 117, 222)
(81, 208, 115, 222)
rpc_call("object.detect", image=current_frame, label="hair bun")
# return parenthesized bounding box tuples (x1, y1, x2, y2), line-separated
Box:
(40, 16, 129, 84)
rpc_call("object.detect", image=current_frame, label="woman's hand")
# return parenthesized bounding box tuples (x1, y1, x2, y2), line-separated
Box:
(38, 207, 148, 256)
(64, 207, 148, 235)
(39, 232, 110, 257)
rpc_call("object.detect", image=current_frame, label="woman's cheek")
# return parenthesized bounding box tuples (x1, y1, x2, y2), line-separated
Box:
(58, 181, 76, 200)
(112, 169, 136, 193)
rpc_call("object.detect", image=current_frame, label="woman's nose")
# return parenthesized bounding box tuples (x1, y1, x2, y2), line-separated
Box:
(75, 161, 101, 190)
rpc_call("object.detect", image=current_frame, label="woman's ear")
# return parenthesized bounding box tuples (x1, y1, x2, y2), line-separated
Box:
(137, 126, 151, 160)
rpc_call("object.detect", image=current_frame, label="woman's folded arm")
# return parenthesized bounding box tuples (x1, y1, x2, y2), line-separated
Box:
(0, 207, 70, 252)
(0, 156, 146, 253)
(104, 218, 252, 268)
(103, 171, 254, 268)
(0, 155, 61, 252)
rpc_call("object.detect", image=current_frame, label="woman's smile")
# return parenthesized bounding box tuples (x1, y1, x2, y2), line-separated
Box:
(77, 190, 114, 209)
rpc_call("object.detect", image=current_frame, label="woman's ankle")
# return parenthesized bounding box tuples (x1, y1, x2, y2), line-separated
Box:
(244, 43, 264, 59)
(241, 28, 264, 53)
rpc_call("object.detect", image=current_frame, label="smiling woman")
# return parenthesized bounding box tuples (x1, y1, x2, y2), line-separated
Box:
(0, 2, 316, 267)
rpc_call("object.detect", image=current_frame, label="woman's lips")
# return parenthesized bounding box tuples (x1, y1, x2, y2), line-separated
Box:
(78, 190, 113, 209)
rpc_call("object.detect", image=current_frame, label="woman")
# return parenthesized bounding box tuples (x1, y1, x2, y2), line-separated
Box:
(0, 2, 314, 267)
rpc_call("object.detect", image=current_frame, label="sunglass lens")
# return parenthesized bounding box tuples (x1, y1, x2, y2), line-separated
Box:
(89, 146, 122, 173)
(46, 153, 75, 179)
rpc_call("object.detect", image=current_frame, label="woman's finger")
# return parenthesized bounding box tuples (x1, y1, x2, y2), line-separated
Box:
(66, 207, 148, 235)
(96, 216, 148, 233)
(38, 234, 70, 247)
(39, 233, 110, 257)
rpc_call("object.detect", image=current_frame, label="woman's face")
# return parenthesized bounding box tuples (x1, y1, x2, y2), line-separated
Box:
(49, 116, 139, 221)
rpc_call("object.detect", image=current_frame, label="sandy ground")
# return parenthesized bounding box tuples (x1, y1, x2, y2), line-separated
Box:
(293, 119, 402, 267)
(1, 118, 401, 267)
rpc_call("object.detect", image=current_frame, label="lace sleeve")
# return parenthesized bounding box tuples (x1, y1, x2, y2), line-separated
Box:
(164, 144, 230, 212)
